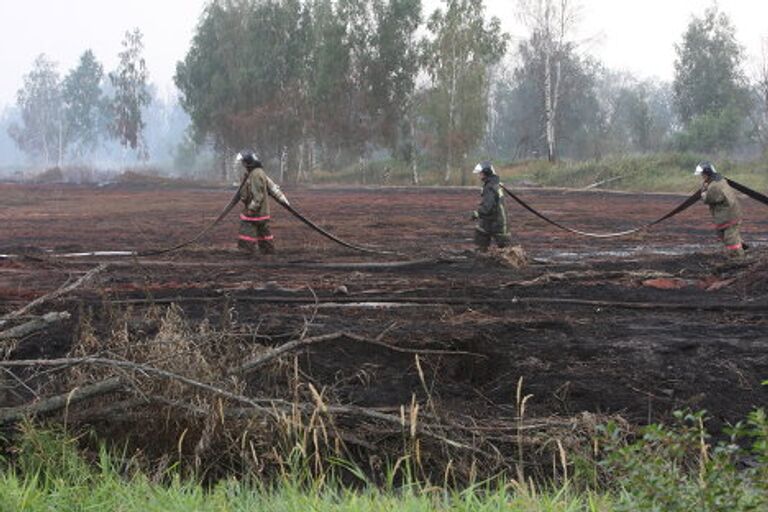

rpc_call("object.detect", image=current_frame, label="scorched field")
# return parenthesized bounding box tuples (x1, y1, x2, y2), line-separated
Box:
(1, 181, 767, 481)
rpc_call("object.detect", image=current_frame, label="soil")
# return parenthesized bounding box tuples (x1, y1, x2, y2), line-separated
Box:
(1, 182, 767, 436)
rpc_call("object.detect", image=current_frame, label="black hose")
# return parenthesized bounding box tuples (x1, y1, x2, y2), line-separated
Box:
(500, 184, 702, 238)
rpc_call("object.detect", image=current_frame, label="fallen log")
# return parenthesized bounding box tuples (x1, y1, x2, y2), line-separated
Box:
(0, 357, 486, 455)
(232, 331, 485, 376)
(0, 264, 107, 327)
(0, 311, 71, 341)
(0, 377, 123, 424)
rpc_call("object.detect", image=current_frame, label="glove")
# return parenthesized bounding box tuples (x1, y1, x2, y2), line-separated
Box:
(470, 210, 479, 221)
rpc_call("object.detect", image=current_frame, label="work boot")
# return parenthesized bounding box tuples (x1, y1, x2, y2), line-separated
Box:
(258, 241, 276, 255)
(237, 240, 255, 255)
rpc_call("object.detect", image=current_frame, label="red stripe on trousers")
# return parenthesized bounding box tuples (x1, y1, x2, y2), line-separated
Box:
(238, 234, 274, 242)
(240, 214, 271, 222)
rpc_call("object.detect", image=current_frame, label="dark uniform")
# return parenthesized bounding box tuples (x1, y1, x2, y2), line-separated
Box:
(238, 166, 275, 255)
(701, 175, 743, 255)
(474, 174, 511, 251)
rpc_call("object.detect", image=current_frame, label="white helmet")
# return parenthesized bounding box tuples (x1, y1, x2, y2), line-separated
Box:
(473, 160, 495, 175)
(694, 161, 716, 176)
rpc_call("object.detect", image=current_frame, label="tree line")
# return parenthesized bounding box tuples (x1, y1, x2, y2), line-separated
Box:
(8, 0, 768, 183)
(7, 30, 151, 167)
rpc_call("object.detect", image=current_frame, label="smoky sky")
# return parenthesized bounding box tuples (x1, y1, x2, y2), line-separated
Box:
(0, 0, 766, 107)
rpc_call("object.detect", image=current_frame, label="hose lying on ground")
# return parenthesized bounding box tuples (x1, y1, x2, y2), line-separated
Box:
(0, 178, 395, 260)
(500, 184, 703, 239)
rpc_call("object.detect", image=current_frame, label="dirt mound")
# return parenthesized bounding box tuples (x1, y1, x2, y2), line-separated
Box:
(731, 251, 768, 293)
(476, 245, 529, 268)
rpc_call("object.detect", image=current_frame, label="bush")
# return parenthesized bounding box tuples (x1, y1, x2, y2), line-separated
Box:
(600, 409, 768, 511)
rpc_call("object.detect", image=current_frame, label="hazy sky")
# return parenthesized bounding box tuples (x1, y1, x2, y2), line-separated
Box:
(1, 0, 766, 108)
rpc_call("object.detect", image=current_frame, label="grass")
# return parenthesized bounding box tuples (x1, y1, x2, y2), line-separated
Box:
(309, 153, 768, 193)
(1, 407, 767, 511)
(497, 153, 768, 194)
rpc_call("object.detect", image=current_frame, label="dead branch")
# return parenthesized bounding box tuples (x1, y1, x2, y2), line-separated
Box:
(0, 357, 488, 456)
(233, 331, 485, 376)
(233, 332, 346, 375)
(0, 264, 107, 327)
(0, 311, 71, 341)
(577, 175, 625, 191)
(504, 269, 674, 287)
(0, 356, 281, 417)
(0, 376, 123, 424)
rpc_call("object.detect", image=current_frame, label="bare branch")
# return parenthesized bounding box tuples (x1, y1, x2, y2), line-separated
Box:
(0, 264, 107, 326)
(0, 377, 123, 424)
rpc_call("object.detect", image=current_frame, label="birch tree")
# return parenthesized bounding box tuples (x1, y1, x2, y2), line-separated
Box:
(8, 54, 66, 166)
(517, 0, 581, 162)
(109, 28, 151, 158)
(421, 0, 506, 183)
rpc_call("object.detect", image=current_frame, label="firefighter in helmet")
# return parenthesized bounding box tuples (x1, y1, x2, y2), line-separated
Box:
(695, 161, 744, 257)
(471, 161, 511, 251)
(236, 150, 289, 255)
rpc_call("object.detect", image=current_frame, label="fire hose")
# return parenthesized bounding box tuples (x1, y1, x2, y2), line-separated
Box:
(500, 177, 768, 239)
(0, 176, 395, 260)
(500, 184, 703, 238)
(141, 178, 395, 257)
(2, 177, 765, 261)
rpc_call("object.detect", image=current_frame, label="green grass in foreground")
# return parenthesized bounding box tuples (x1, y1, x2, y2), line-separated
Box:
(1, 409, 766, 511)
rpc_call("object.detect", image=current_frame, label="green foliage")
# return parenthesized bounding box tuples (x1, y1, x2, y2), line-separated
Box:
(672, 6, 750, 152)
(175, 0, 422, 178)
(673, 106, 745, 153)
(600, 410, 768, 511)
(1, 410, 767, 511)
(420, 0, 507, 183)
(62, 49, 106, 158)
(109, 28, 151, 157)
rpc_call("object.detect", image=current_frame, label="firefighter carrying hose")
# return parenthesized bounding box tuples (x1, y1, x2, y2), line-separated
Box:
(236, 150, 289, 255)
(695, 161, 745, 257)
(471, 160, 511, 251)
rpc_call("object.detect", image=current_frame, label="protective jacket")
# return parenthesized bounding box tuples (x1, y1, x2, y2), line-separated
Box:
(477, 174, 508, 235)
(241, 167, 270, 217)
(702, 176, 741, 227)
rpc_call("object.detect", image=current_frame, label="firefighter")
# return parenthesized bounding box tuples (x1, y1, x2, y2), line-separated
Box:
(695, 161, 744, 257)
(471, 160, 511, 251)
(236, 150, 289, 255)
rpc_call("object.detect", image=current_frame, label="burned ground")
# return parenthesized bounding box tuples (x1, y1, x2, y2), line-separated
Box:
(1, 182, 767, 479)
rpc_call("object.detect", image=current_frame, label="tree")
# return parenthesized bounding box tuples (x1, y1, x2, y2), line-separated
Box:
(421, 0, 507, 183)
(176, 0, 309, 179)
(490, 42, 602, 161)
(62, 50, 105, 158)
(369, 0, 422, 182)
(109, 28, 150, 157)
(8, 54, 65, 166)
(748, 36, 768, 154)
(672, 6, 749, 152)
(517, 0, 583, 162)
